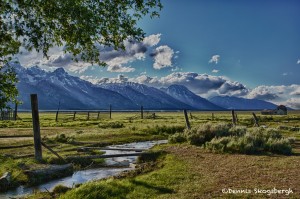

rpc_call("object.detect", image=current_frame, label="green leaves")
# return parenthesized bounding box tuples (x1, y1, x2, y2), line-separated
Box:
(0, 0, 162, 109)
(0, 63, 18, 110)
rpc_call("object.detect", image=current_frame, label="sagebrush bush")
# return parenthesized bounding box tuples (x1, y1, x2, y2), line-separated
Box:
(171, 123, 293, 155)
(205, 130, 293, 155)
(54, 134, 75, 143)
(98, 121, 124, 129)
(205, 137, 231, 152)
(184, 123, 230, 145)
(168, 133, 186, 144)
(143, 125, 184, 135)
(265, 138, 292, 155)
(228, 126, 247, 136)
(52, 184, 71, 194)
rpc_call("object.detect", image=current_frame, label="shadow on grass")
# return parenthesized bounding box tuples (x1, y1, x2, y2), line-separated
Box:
(131, 179, 175, 194)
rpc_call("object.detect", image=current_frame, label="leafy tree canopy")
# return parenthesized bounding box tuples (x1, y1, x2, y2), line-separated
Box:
(0, 0, 162, 110)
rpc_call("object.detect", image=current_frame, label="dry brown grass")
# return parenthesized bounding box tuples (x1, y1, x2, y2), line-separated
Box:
(166, 145, 300, 198)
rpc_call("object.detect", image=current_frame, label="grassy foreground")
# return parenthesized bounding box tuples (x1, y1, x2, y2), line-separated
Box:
(0, 111, 300, 198)
(29, 144, 299, 199)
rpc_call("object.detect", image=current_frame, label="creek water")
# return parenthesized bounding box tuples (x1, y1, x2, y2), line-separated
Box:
(0, 140, 167, 199)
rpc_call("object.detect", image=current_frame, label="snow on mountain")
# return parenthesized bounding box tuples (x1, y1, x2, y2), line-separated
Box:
(163, 85, 225, 110)
(15, 64, 138, 110)
(209, 96, 278, 110)
(13, 63, 279, 111)
(99, 82, 194, 110)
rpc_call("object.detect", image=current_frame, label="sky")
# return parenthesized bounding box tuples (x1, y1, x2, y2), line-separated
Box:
(16, 0, 300, 109)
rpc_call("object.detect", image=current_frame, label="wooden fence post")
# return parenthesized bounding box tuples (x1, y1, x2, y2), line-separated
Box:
(109, 104, 112, 119)
(141, 106, 144, 119)
(231, 110, 236, 126)
(183, 109, 191, 130)
(30, 94, 42, 162)
(212, 113, 214, 121)
(252, 112, 260, 127)
(87, 112, 90, 120)
(73, 111, 76, 121)
(97, 111, 100, 120)
(55, 101, 60, 122)
(14, 103, 18, 121)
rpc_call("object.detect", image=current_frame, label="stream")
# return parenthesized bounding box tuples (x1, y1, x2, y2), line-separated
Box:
(0, 140, 167, 199)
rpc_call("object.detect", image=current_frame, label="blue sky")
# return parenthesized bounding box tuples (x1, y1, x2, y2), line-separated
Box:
(138, 0, 300, 87)
(16, 0, 300, 109)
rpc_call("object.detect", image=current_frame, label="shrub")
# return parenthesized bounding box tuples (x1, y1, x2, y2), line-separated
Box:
(265, 138, 292, 155)
(143, 125, 184, 135)
(184, 123, 230, 145)
(205, 137, 231, 152)
(98, 121, 124, 129)
(54, 134, 75, 143)
(228, 126, 247, 136)
(205, 130, 293, 155)
(168, 133, 186, 144)
(52, 184, 71, 194)
(168, 123, 293, 155)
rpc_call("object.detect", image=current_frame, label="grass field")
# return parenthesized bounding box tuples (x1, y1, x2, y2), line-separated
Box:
(0, 111, 300, 198)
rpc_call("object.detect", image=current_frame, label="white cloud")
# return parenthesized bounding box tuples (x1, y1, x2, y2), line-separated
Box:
(80, 75, 99, 84)
(286, 98, 300, 109)
(93, 72, 300, 109)
(297, 59, 300, 64)
(209, 55, 220, 64)
(16, 34, 168, 74)
(129, 72, 249, 98)
(246, 84, 300, 109)
(97, 74, 129, 84)
(282, 73, 288, 76)
(107, 65, 135, 73)
(212, 69, 219, 73)
(151, 45, 174, 69)
(247, 86, 279, 100)
(142, 34, 161, 47)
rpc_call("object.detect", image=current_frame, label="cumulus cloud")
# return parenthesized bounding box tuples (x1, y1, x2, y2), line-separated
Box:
(94, 72, 300, 109)
(286, 98, 300, 109)
(247, 86, 279, 100)
(80, 75, 100, 84)
(290, 87, 300, 95)
(16, 34, 171, 73)
(142, 34, 161, 47)
(212, 69, 219, 73)
(151, 45, 174, 69)
(128, 72, 249, 98)
(246, 84, 300, 109)
(209, 55, 220, 64)
(97, 74, 129, 84)
(297, 59, 300, 64)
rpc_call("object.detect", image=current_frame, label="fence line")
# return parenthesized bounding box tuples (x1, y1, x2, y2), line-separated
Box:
(0, 110, 16, 121)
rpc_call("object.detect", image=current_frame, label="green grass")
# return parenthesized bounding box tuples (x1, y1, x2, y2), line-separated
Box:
(58, 144, 300, 199)
(0, 111, 300, 198)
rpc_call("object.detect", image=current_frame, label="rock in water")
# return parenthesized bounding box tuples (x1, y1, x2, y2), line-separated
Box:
(0, 172, 12, 191)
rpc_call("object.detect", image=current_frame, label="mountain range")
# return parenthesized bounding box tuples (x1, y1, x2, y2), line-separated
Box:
(11, 63, 280, 110)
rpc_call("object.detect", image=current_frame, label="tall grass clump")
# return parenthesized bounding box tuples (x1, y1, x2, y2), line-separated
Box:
(205, 127, 293, 155)
(98, 121, 124, 129)
(184, 123, 231, 145)
(169, 123, 293, 155)
(143, 125, 184, 135)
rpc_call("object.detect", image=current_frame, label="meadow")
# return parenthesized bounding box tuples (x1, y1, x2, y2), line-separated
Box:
(0, 110, 299, 198)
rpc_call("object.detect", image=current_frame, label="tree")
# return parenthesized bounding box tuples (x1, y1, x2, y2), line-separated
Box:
(0, 0, 162, 109)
